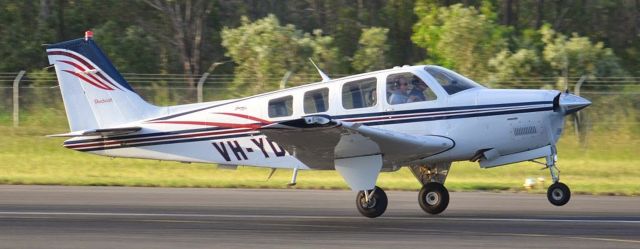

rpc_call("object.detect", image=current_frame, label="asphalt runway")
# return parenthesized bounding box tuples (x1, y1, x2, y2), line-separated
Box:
(0, 185, 638, 249)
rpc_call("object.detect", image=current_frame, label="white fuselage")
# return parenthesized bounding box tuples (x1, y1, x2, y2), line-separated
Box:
(63, 66, 564, 171)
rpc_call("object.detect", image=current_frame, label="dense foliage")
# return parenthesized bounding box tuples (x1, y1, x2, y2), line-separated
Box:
(0, 0, 638, 86)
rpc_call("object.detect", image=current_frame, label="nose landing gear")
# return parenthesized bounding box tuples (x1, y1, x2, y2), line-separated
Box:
(548, 182, 571, 206)
(545, 153, 571, 206)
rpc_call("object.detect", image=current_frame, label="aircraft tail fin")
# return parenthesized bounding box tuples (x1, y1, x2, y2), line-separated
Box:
(46, 31, 160, 131)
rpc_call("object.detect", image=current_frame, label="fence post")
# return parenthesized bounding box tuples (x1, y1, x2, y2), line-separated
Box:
(197, 72, 210, 103)
(12, 70, 26, 128)
(574, 75, 588, 145)
(280, 71, 292, 89)
(574, 75, 586, 96)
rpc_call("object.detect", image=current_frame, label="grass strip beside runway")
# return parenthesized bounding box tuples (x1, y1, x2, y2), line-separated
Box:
(1, 126, 638, 195)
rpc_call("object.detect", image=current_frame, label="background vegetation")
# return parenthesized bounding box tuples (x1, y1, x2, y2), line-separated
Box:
(0, 0, 638, 194)
(3, 1, 640, 84)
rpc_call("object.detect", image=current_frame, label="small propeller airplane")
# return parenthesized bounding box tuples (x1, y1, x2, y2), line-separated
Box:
(46, 31, 591, 218)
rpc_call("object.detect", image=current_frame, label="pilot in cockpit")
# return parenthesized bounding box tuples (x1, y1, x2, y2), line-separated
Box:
(408, 76, 428, 102)
(389, 76, 411, 104)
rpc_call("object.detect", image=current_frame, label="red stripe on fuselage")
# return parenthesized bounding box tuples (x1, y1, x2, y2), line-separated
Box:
(215, 112, 272, 124)
(65, 128, 253, 149)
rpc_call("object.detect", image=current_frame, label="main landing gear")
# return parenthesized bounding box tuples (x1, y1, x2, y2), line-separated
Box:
(353, 153, 570, 218)
(545, 154, 571, 206)
(411, 162, 452, 215)
(356, 186, 388, 218)
(418, 182, 449, 214)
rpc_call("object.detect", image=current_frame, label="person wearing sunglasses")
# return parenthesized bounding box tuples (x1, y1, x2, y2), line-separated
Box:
(389, 76, 412, 104)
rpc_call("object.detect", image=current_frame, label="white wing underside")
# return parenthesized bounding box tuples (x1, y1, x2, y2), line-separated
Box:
(260, 116, 454, 190)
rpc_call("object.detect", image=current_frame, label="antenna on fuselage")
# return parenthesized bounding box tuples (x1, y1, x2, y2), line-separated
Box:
(308, 58, 331, 82)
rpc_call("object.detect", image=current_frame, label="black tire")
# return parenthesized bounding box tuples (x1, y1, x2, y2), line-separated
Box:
(418, 182, 450, 215)
(547, 182, 571, 206)
(356, 186, 388, 218)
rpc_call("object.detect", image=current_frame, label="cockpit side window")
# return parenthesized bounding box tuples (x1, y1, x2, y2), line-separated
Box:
(424, 66, 484, 95)
(386, 72, 437, 105)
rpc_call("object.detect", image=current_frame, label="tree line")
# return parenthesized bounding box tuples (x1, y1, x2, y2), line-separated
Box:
(1, 0, 639, 93)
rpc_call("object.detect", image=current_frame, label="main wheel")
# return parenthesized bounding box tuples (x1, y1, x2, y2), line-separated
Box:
(356, 186, 388, 218)
(547, 182, 571, 206)
(418, 182, 449, 215)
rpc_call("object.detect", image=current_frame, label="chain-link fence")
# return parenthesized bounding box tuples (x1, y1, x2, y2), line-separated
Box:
(1, 71, 639, 138)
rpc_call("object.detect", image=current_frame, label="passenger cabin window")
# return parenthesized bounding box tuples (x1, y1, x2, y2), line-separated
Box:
(386, 73, 436, 105)
(424, 66, 484, 95)
(342, 78, 377, 109)
(304, 88, 329, 114)
(268, 96, 293, 118)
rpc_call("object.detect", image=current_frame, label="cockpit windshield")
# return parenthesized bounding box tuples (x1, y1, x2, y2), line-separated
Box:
(424, 66, 485, 95)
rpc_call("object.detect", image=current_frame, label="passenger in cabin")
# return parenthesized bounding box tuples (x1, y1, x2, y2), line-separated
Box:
(389, 77, 413, 104)
(366, 88, 377, 106)
(408, 76, 428, 102)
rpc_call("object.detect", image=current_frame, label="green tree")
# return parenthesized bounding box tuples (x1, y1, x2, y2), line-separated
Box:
(541, 25, 626, 81)
(0, 1, 54, 71)
(382, 0, 421, 66)
(411, 2, 508, 81)
(93, 21, 161, 73)
(488, 49, 542, 88)
(221, 15, 338, 96)
(488, 25, 626, 88)
(352, 27, 390, 72)
(299, 29, 340, 76)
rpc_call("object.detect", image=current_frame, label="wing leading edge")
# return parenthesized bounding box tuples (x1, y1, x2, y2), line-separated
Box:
(47, 127, 142, 137)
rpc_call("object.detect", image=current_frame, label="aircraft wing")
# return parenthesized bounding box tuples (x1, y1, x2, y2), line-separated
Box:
(260, 116, 454, 190)
(47, 127, 142, 137)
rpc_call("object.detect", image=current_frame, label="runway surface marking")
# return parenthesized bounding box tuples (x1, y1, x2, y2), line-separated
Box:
(3, 211, 639, 245)
(375, 226, 640, 244)
(1, 211, 639, 224)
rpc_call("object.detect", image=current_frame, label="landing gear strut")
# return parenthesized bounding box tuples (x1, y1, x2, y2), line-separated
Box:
(356, 186, 388, 218)
(545, 153, 571, 206)
(411, 162, 452, 215)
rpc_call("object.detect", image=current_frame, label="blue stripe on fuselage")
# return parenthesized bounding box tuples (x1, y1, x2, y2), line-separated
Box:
(66, 101, 549, 146)
(70, 102, 553, 152)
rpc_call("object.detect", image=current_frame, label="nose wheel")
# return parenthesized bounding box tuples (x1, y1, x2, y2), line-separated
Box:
(418, 182, 450, 214)
(356, 186, 388, 218)
(547, 182, 571, 206)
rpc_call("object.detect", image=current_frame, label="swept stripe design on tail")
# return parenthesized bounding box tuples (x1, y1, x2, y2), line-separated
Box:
(47, 50, 127, 91)
(47, 35, 160, 131)
(55, 59, 121, 90)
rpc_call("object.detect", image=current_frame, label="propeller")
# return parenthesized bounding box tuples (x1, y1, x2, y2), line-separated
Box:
(572, 76, 587, 141)
(559, 75, 589, 143)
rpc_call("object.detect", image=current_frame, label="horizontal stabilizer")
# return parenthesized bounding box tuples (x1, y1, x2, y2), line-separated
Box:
(47, 127, 141, 137)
